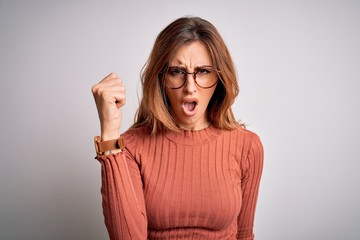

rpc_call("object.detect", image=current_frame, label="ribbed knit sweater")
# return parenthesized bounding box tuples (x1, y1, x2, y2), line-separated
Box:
(96, 125, 263, 240)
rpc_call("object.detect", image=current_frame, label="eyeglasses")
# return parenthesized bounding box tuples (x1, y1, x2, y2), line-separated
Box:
(164, 66, 220, 89)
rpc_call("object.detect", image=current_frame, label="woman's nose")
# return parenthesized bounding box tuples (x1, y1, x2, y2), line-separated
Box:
(183, 74, 197, 93)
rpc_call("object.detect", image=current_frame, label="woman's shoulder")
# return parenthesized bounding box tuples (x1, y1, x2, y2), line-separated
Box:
(228, 126, 261, 141)
(223, 126, 263, 152)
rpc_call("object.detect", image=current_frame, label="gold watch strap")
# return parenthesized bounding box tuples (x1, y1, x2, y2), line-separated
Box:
(94, 136, 125, 156)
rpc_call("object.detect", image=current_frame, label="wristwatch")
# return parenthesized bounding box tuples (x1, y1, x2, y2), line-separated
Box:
(94, 136, 125, 156)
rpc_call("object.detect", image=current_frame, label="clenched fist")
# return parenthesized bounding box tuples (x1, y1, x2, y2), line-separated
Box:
(92, 73, 126, 141)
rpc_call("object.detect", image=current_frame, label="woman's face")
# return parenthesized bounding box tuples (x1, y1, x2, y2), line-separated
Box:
(165, 41, 217, 130)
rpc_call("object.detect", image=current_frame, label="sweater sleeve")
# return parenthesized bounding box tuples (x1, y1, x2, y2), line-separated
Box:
(96, 141, 147, 240)
(236, 133, 264, 240)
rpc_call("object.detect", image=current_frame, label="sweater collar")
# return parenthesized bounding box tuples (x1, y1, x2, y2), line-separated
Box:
(164, 125, 221, 145)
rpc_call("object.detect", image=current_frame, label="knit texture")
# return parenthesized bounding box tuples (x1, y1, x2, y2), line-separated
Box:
(96, 125, 263, 240)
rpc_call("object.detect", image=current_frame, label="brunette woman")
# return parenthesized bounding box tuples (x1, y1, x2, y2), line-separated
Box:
(92, 16, 264, 240)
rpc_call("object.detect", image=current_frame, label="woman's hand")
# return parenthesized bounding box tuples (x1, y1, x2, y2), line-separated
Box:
(92, 73, 126, 140)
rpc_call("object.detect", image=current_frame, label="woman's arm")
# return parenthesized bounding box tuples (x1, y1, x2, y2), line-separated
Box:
(237, 133, 264, 240)
(96, 150, 147, 240)
(92, 73, 147, 239)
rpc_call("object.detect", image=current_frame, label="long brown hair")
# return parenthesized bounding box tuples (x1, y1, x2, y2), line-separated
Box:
(133, 16, 241, 134)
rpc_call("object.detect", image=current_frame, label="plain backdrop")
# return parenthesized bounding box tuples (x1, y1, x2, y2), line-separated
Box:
(1, 0, 359, 239)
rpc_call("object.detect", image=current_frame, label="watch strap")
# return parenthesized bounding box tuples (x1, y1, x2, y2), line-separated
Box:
(94, 136, 125, 156)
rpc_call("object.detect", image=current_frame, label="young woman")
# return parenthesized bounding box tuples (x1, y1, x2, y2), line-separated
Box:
(92, 16, 264, 240)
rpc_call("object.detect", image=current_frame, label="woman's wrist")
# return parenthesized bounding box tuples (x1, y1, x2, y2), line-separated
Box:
(101, 129, 120, 141)
(101, 133, 120, 141)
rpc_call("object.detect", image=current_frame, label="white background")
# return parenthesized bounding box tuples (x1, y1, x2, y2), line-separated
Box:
(0, 0, 359, 239)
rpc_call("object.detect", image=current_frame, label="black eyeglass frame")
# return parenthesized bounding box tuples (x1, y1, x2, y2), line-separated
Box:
(163, 67, 221, 89)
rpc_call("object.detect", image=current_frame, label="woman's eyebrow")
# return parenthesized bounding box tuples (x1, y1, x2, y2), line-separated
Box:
(195, 65, 213, 69)
(168, 65, 213, 70)
(168, 66, 186, 70)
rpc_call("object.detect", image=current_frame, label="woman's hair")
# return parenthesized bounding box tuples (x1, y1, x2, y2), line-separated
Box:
(133, 16, 241, 134)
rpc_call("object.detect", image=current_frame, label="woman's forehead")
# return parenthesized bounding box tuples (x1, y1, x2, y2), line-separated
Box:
(168, 41, 212, 68)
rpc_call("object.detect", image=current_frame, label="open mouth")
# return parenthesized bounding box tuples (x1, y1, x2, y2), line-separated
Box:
(182, 99, 198, 116)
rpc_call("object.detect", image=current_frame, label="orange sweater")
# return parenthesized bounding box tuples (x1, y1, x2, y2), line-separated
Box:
(96, 125, 263, 240)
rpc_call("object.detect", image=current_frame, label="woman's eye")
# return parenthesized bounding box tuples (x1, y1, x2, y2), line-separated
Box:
(198, 68, 211, 74)
(169, 69, 183, 75)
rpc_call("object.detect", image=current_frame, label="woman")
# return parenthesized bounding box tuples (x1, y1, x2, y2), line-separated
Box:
(92, 16, 263, 240)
